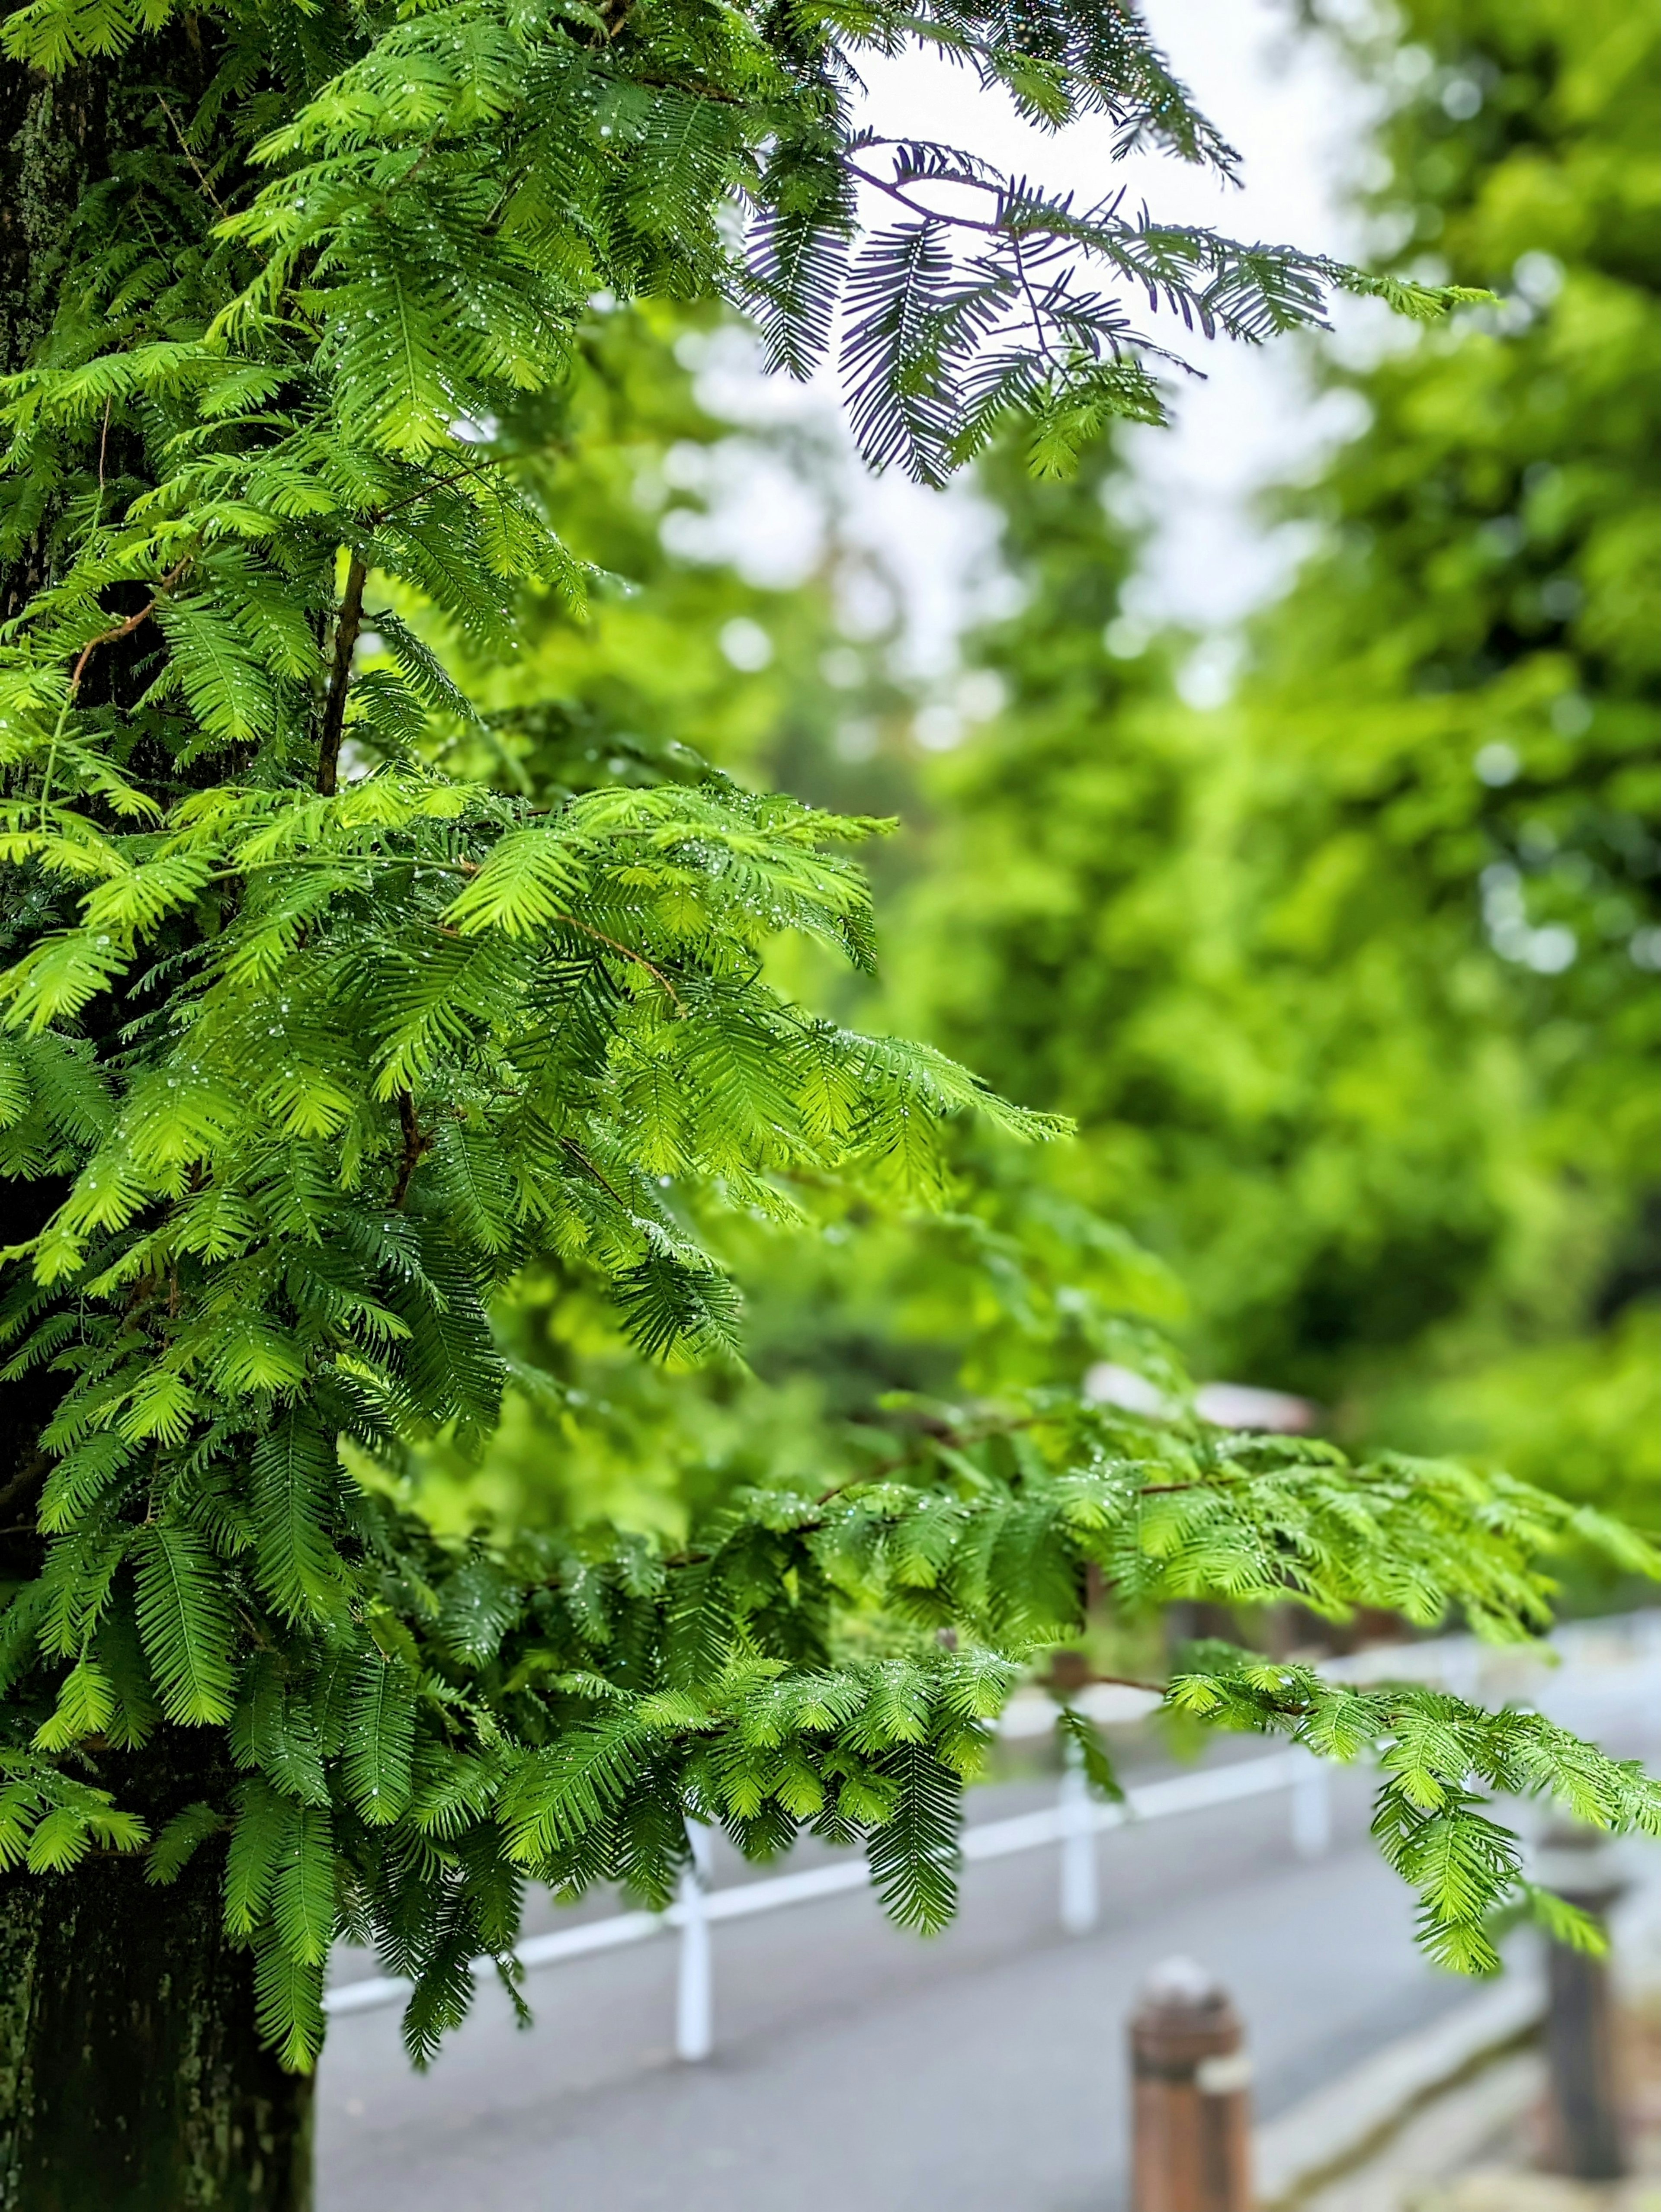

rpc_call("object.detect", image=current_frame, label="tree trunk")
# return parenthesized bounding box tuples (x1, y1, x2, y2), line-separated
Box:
(0, 1848, 314, 2212)
(2, 39, 314, 2211)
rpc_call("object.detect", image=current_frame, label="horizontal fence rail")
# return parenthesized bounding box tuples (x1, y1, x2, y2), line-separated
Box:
(324, 1747, 1329, 2043)
(324, 1610, 1661, 2061)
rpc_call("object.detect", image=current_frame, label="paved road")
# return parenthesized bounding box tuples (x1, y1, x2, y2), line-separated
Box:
(317, 1644, 1661, 2212)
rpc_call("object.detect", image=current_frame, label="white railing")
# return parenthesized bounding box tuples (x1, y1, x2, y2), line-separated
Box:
(325, 1744, 1332, 2055)
(323, 1609, 1661, 2060)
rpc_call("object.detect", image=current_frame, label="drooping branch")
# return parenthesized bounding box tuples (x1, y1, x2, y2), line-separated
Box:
(389, 1089, 432, 1208)
(316, 551, 369, 798)
(66, 557, 193, 697)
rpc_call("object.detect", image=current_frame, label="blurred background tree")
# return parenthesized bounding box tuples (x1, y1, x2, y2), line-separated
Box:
(405, 0, 1658, 1593)
(893, 0, 1659, 1552)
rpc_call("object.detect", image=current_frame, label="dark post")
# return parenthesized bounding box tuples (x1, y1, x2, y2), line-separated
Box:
(1537, 1822, 1627, 2182)
(1129, 1956, 1252, 2212)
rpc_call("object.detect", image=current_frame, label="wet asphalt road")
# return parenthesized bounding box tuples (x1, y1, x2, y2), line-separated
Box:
(317, 1645, 1661, 2212)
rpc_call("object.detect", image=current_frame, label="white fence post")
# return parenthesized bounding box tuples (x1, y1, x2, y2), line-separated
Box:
(1290, 1750, 1332, 1860)
(675, 1820, 715, 2061)
(1058, 1737, 1099, 1934)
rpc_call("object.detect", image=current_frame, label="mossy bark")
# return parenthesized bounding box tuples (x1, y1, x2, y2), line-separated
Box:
(1, 40, 314, 2212)
(0, 1847, 314, 2212)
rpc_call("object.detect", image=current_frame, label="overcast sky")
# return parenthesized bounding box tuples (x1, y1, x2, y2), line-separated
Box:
(685, 0, 1396, 682)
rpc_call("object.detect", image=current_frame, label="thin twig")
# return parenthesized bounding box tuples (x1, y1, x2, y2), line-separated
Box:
(843, 155, 1013, 240)
(558, 1134, 628, 1209)
(203, 857, 474, 885)
(367, 455, 495, 526)
(66, 557, 192, 696)
(389, 1090, 433, 1208)
(159, 94, 227, 216)
(557, 915, 684, 1008)
(632, 71, 740, 104)
(1138, 1478, 1247, 1495)
(41, 559, 191, 821)
(1009, 233, 1061, 370)
(814, 1413, 1043, 1503)
(316, 551, 369, 797)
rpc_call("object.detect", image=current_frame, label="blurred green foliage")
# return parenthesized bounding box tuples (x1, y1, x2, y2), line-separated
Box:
(894, 0, 1658, 1536)
(421, 0, 1657, 1577)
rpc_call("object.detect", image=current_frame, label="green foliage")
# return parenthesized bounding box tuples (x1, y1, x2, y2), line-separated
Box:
(0, 1748, 148, 1872)
(0, 0, 1644, 2089)
(1171, 1648, 1661, 1972)
(1376, 1302, 1661, 1543)
(1055, 1701, 1125, 1800)
(1238, 0, 1661, 1303)
(890, 0, 1658, 1500)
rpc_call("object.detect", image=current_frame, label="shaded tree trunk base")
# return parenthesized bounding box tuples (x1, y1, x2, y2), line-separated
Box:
(0, 1844, 314, 2212)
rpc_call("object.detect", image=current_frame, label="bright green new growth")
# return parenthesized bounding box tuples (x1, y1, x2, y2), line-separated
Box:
(0, 0, 1646, 2079)
(1168, 1648, 1658, 1972)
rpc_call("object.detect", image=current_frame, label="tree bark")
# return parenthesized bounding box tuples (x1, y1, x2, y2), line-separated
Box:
(1, 39, 314, 2211)
(0, 1848, 314, 2212)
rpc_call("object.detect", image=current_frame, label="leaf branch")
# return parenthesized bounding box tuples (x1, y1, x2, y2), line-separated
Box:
(316, 552, 369, 799)
(390, 1090, 433, 1208)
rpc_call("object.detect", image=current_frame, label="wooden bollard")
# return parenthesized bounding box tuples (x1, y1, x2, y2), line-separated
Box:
(1537, 1823, 1627, 2180)
(1130, 1957, 1252, 2212)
